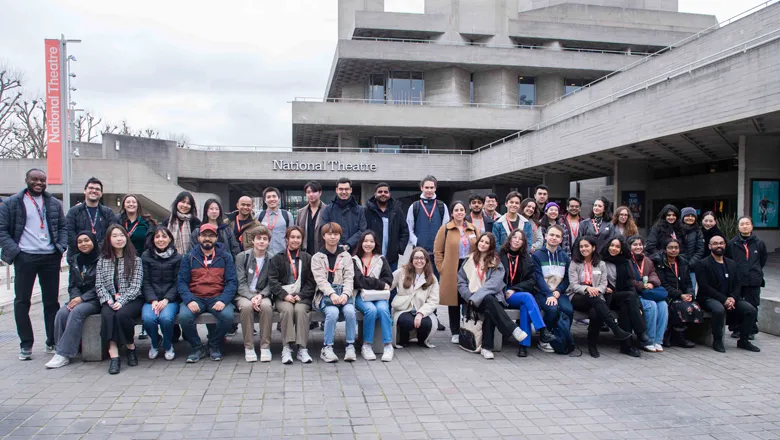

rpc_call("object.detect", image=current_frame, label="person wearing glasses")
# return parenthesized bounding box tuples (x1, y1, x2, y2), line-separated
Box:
(65, 177, 119, 258)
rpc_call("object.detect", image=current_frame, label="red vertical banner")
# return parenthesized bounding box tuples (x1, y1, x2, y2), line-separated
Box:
(45, 39, 63, 184)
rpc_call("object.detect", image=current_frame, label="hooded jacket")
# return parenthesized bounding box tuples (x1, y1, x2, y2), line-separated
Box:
(532, 246, 570, 297)
(364, 196, 409, 265)
(727, 234, 767, 287)
(645, 204, 685, 257)
(141, 245, 182, 303)
(680, 224, 706, 269)
(0, 188, 68, 263)
(189, 222, 241, 257)
(177, 244, 237, 305)
(67, 230, 100, 303)
(319, 195, 367, 251)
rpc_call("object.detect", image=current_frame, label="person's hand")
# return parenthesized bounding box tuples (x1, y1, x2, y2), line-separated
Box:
(384, 284, 390, 290)
(681, 294, 693, 302)
(505, 289, 515, 300)
(187, 301, 201, 314)
(586, 287, 600, 297)
(293, 295, 301, 303)
(414, 313, 423, 329)
(606, 287, 613, 294)
(285, 294, 296, 304)
(111, 302, 122, 311)
(66, 296, 83, 310)
(644, 283, 654, 290)
(339, 295, 349, 305)
(153, 299, 168, 315)
(330, 293, 339, 304)
(251, 296, 263, 312)
(725, 297, 736, 310)
(546, 296, 558, 306)
(213, 301, 225, 312)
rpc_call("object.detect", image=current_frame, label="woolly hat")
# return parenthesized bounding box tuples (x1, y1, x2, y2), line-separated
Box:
(544, 202, 560, 212)
(681, 207, 697, 218)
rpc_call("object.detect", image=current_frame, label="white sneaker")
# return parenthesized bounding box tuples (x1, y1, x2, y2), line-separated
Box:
(281, 345, 293, 364)
(164, 348, 175, 361)
(654, 343, 664, 352)
(537, 341, 554, 353)
(381, 345, 394, 362)
(148, 347, 159, 360)
(320, 346, 338, 363)
(297, 348, 312, 364)
(481, 349, 495, 359)
(259, 348, 271, 362)
(45, 354, 70, 369)
(451, 334, 460, 344)
(643, 345, 657, 352)
(512, 327, 528, 343)
(361, 344, 376, 361)
(245, 348, 258, 363)
(344, 344, 357, 362)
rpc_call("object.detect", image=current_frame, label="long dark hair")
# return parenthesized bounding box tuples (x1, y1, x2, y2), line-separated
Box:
(145, 225, 176, 253)
(600, 236, 630, 263)
(119, 194, 156, 227)
(593, 197, 612, 222)
(472, 232, 499, 268)
(101, 224, 137, 280)
(571, 236, 601, 265)
(169, 191, 197, 220)
(402, 247, 435, 290)
(501, 229, 528, 255)
(520, 198, 539, 223)
(201, 198, 225, 225)
(652, 204, 683, 240)
(354, 230, 380, 258)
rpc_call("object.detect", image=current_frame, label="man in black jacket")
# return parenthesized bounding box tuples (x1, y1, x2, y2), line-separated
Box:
(364, 183, 409, 270)
(65, 177, 119, 257)
(319, 177, 366, 253)
(695, 234, 760, 353)
(726, 216, 768, 338)
(0, 168, 68, 360)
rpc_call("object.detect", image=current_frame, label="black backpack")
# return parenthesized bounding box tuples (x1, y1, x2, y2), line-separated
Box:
(411, 200, 445, 229)
(257, 209, 292, 227)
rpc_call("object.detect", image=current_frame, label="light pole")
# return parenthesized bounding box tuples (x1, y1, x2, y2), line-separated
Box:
(60, 34, 80, 211)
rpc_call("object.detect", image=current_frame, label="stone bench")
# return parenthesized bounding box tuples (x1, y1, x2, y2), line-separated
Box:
(492, 308, 716, 351)
(81, 309, 383, 361)
(758, 296, 780, 336)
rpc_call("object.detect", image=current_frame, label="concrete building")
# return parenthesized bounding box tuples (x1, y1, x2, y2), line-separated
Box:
(1, 0, 779, 249)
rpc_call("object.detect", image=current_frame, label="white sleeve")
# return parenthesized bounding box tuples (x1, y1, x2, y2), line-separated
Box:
(406, 204, 418, 246)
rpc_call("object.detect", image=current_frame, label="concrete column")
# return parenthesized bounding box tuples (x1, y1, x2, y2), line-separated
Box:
(737, 135, 747, 216)
(739, 135, 780, 252)
(535, 75, 564, 105)
(543, 172, 571, 200)
(614, 160, 650, 231)
(338, 0, 384, 39)
(424, 66, 470, 106)
(473, 68, 518, 108)
(425, 0, 469, 43)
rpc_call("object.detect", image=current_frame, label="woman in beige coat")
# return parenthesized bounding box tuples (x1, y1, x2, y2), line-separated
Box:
(391, 248, 440, 348)
(433, 201, 478, 343)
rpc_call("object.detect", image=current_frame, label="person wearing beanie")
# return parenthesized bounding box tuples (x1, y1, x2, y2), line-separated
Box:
(539, 202, 570, 257)
(679, 207, 706, 291)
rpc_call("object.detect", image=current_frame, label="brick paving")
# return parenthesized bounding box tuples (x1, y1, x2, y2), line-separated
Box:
(0, 257, 778, 439)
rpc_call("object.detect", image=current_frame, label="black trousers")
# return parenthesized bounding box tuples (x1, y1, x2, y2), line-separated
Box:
(448, 295, 466, 336)
(571, 294, 615, 344)
(609, 290, 646, 335)
(101, 298, 144, 347)
(478, 295, 519, 350)
(741, 286, 761, 334)
(701, 298, 756, 343)
(14, 252, 62, 349)
(397, 311, 432, 346)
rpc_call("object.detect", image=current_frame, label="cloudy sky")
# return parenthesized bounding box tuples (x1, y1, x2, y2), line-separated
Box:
(0, 0, 767, 147)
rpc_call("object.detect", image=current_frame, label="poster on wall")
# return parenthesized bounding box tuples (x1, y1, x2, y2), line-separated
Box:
(621, 191, 645, 228)
(751, 179, 779, 229)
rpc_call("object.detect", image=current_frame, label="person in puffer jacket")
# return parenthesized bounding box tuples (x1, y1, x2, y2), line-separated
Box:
(726, 216, 767, 338)
(141, 226, 182, 361)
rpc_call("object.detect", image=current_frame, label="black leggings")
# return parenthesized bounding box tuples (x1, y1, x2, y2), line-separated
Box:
(609, 290, 646, 335)
(397, 312, 433, 346)
(478, 295, 520, 350)
(571, 294, 615, 344)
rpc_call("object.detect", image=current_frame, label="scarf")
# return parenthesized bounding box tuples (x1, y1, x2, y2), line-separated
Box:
(75, 230, 99, 270)
(170, 211, 192, 255)
(462, 255, 490, 293)
(702, 225, 723, 246)
(154, 247, 176, 259)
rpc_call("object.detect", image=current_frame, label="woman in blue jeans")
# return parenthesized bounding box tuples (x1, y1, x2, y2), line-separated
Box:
(312, 222, 357, 363)
(140, 226, 182, 361)
(499, 229, 557, 357)
(627, 235, 668, 353)
(352, 231, 394, 362)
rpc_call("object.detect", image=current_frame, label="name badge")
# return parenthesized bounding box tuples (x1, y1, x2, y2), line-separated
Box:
(248, 269, 254, 274)
(38, 233, 48, 241)
(725, 274, 729, 278)
(468, 234, 477, 239)
(593, 270, 602, 275)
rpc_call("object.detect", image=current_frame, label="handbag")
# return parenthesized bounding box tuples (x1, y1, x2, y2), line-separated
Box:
(360, 289, 390, 302)
(321, 284, 355, 308)
(458, 304, 483, 353)
(641, 286, 668, 302)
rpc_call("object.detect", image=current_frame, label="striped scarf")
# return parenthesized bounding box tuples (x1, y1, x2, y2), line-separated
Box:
(170, 212, 192, 255)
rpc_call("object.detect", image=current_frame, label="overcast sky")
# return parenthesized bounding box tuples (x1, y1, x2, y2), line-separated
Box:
(0, 0, 768, 147)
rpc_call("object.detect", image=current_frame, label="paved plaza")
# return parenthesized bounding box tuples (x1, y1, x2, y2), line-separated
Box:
(0, 259, 778, 439)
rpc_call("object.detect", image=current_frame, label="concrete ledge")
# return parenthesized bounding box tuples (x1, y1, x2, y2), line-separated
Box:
(758, 296, 780, 337)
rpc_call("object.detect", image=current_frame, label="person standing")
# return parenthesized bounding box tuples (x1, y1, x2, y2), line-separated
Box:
(406, 175, 450, 273)
(320, 178, 367, 253)
(492, 191, 525, 250)
(258, 187, 293, 257)
(161, 191, 201, 256)
(467, 193, 494, 235)
(727, 216, 767, 339)
(533, 184, 549, 219)
(679, 207, 706, 290)
(225, 196, 257, 250)
(234, 225, 273, 363)
(65, 177, 119, 257)
(579, 197, 613, 252)
(610, 206, 638, 239)
(701, 211, 723, 247)
(364, 183, 409, 271)
(562, 197, 585, 253)
(519, 198, 544, 253)
(296, 181, 326, 254)
(178, 224, 238, 363)
(0, 169, 68, 361)
(189, 199, 241, 257)
(645, 204, 685, 258)
(483, 193, 500, 222)
(695, 235, 760, 353)
(539, 202, 570, 257)
(434, 201, 478, 342)
(120, 194, 155, 256)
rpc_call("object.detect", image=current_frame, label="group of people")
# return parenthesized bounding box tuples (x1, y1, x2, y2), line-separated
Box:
(0, 170, 769, 374)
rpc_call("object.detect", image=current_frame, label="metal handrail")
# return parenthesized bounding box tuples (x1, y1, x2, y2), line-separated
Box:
(291, 96, 542, 109)
(540, 0, 780, 108)
(474, 29, 780, 153)
(349, 36, 654, 56)
(183, 144, 477, 155)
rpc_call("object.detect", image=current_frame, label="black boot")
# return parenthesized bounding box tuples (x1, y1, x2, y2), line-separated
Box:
(108, 357, 121, 375)
(517, 346, 528, 358)
(737, 339, 760, 352)
(588, 342, 600, 358)
(538, 327, 558, 344)
(637, 332, 653, 347)
(608, 320, 631, 341)
(126, 348, 138, 367)
(620, 340, 641, 357)
(671, 330, 695, 348)
(713, 339, 726, 353)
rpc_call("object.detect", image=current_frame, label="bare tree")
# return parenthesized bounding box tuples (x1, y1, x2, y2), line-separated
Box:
(6, 98, 47, 159)
(166, 132, 190, 148)
(74, 111, 102, 142)
(0, 66, 24, 155)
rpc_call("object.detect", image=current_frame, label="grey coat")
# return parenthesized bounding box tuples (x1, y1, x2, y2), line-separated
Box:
(235, 249, 271, 299)
(566, 260, 608, 299)
(457, 258, 507, 307)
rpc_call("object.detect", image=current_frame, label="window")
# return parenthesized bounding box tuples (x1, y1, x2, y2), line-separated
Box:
(368, 74, 385, 103)
(359, 136, 427, 153)
(469, 73, 474, 105)
(368, 71, 424, 104)
(375, 136, 402, 154)
(564, 78, 588, 95)
(518, 76, 535, 106)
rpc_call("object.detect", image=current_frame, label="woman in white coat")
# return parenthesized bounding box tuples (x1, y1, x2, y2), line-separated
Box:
(391, 247, 440, 348)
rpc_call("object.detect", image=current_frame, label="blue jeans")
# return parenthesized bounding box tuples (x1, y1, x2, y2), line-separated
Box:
(322, 303, 356, 346)
(506, 291, 546, 347)
(142, 302, 179, 351)
(640, 298, 668, 345)
(535, 292, 574, 330)
(178, 297, 235, 350)
(689, 271, 697, 293)
(389, 261, 399, 303)
(355, 295, 392, 345)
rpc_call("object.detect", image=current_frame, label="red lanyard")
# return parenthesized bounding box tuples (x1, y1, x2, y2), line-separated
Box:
(264, 211, 280, 231)
(670, 232, 677, 240)
(362, 256, 372, 276)
(471, 214, 483, 232)
(287, 249, 298, 280)
(632, 255, 645, 276)
(86, 207, 99, 234)
(475, 263, 486, 282)
(420, 201, 435, 221)
(743, 243, 750, 259)
(459, 226, 469, 249)
(508, 254, 519, 283)
(203, 253, 213, 268)
(583, 261, 593, 285)
(125, 220, 138, 236)
(507, 215, 516, 232)
(326, 257, 340, 274)
(591, 218, 600, 234)
(569, 218, 579, 238)
(25, 191, 45, 229)
(671, 261, 678, 278)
